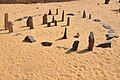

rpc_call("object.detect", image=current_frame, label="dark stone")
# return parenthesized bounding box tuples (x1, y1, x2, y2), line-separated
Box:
(8, 21, 13, 33)
(15, 18, 23, 22)
(97, 41, 111, 48)
(105, 0, 110, 4)
(62, 10, 64, 21)
(88, 32, 95, 51)
(67, 17, 70, 26)
(24, 36, 36, 43)
(62, 28, 67, 39)
(4, 13, 8, 30)
(66, 13, 74, 16)
(71, 40, 79, 51)
(52, 16, 55, 23)
(47, 22, 51, 27)
(54, 20, 57, 26)
(27, 16, 34, 29)
(41, 42, 52, 46)
(56, 9, 58, 15)
(93, 19, 101, 22)
(48, 9, 52, 15)
(89, 14, 91, 19)
(82, 10, 86, 18)
(74, 33, 79, 38)
(102, 23, 111, 29)
(43, 14, 47, 24)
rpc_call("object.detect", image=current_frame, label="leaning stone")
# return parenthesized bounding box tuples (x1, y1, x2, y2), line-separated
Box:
(41, 42, 52, 46)
(97, 41, 111, 48)
(71, 40, 79, 51)
(102, 23, 111, 29)
(93, 19, 101, 22)
(23, 36, 36, 43)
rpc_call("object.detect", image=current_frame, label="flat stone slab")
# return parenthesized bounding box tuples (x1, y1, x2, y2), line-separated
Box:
(66, 13, 74, 16)
(93, 19, 102, 22)
(41, 42, 52, 46)
(97, 41, 111, 48)
(106, 33, 119, 40)
(23, 36, 36, 43)
(102, 23, 111, 29)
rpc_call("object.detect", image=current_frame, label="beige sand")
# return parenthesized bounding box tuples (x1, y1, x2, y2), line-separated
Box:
(0, 0, 120, 80)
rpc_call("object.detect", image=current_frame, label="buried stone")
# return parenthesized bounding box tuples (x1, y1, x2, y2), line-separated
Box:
(41, 42, 52, 46)
(105, 0, 110, 4)
(23, 36, 36, 43)
(71, 40, 79, 51)
(88, 32, 95, 51)
(97, 41, 111, 48)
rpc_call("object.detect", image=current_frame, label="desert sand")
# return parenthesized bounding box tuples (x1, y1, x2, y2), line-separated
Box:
(0, 0, 120, 80)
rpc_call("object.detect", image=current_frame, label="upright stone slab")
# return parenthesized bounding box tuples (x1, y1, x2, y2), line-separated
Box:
(8, 21, 13, 33)
(63, 28, 67, 39)
(89, 14, 91, 19)
(27, 16, 34, 29)
(48, 9, 52, 15)
(47, 22, 51, 27)
(71, 40, 79, 51)
(54, 20, 57, 26)
(4, 13, 8, 30)
(83, 10, 86, 18)
(43, 14, 47, 24)
(67, 17, 70, 26)
(105, 0, 110, 4)
(52, 16, 55, 23)
(62, 10, 64, 21)
(88, 32, 95, 51)
(56, 9, 58, 15)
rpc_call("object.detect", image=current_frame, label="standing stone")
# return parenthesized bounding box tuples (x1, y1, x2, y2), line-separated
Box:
(27, 16, 34, 29)
(43, 14, 47, 24)
(71, 40, 79, 51)
(62, 10, 64, 21)
(105, 0, 110, 4)
(47, 22, 51, 27)
(67, 17, 70, 26)
(83, 10, 86, 18)
(48, 9, 52, 15)
(63, 28, 67, 39)
(89, 14, 91, 19)
(4, 13, 9, 30)
(8, 21, 13, 33)
(54, 20, 57, 26)
(88, 32, 95, 51)
(56, 9, 58, 15)
(52, 16, 55, 23)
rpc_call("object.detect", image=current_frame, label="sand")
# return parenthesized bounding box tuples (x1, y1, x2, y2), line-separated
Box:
(0, 0, 120, 80)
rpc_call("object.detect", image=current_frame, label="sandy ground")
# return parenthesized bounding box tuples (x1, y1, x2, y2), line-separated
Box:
(0, 0, 120, 80)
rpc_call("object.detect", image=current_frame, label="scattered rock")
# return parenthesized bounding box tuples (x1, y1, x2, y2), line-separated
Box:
(23, 36, 36, 43)
(108, 28, 114, 33)
(41, 42, 52, 46)
(106, 33, 119, 40)
(93, 19, 101, 22)
(97, 41, 111, 48)
(74, 33, 79, 38)
(102, 23, 111, 29)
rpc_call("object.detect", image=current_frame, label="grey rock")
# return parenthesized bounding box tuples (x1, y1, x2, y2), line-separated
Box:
(97, 41, 111, 48)
(23, 36, 36, 43)
(102, 23, 111, 29)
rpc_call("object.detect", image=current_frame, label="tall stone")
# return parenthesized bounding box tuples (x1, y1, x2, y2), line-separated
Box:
(56, 9, 58, 15)
(52, 16, 55, 23)
(71, 40, 79, 51)
(47, 22, 51, 27)
(43, 14, 47, 24)
(4, 13, 8, 30)
(27, 16, 34, 29)
(83, 10, 86, 18)
(62, 10, 64, 21)
(67, 17, 70, 26)
(8, 21, 13, 33)
(54, 20, 57, 26)
(88, 32, 95, 51)
(63, 28, 67, 39)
